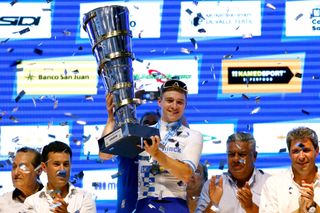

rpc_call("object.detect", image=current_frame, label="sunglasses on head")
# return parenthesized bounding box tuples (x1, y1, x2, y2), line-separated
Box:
(161, 80, 188, 93)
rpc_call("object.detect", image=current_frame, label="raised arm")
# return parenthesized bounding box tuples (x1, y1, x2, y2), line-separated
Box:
(99, 93, 116, 160)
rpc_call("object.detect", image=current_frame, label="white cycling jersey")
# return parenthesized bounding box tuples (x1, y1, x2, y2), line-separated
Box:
(137, 121, 203, 200)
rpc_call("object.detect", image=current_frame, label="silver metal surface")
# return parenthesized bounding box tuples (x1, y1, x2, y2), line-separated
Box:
(83, 5, 137, 126)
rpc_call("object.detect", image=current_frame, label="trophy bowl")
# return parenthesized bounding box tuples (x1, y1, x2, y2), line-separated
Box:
(83, 5, 159, 158)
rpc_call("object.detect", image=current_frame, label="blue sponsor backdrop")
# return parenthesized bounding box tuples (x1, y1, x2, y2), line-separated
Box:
(0, 0, 320, 212)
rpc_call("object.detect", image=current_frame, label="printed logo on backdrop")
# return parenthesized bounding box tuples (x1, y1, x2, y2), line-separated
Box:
(16, 56, 98, 96)
(132, 57, 199, 94)
(0, 3, 51, 39)
(286, 1, 320, 36)
(222, 59, 303, 93)
(82, 170, 117, 200)
(79, 1, 163, 39)
(178, 1, 261, 42)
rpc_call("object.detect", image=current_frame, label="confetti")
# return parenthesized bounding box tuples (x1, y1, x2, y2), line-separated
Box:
(266, 3, 276, 10)
(6, 158, 13, 165)
(180, 47, 192, 54)
(18, 27, 30, 35)
(295, 142, 305, 149)
(48, 134, 56, 138)
(10, 0, 18, 6)
(218, 160, 225, 170)
(34, 48, 43, 55)
(57, 170, 67, 177)
(74, 139, 81, 146)
(279, 148, 286, 153)
(85, 95, 94, 101)
(242, 94, 249, 100)
(238, 159, 246, 164)
(76, 120, 87, 125)
(9, 115, 19, 123)
(190, 38, 198, 50)
(295, 73, 302, 78)
(255, 96, 261, 104)
(197, 13, 205, 20)
(15, 90, 25, 102)
(53, 100, 58, 109)
(59, 121, 68, 126)
(111, 172, 122, 179)
(72, 69, 79, 74)
(201, 80, 208, 85)
(50, 202, 62, 209)
(82, 134, 91, 143)
(312, 76, 319, 79)
(1, 38, 10, 44)
(185, 9, 193, 15)
(204, 160, 211, 167)
(10, 60, 22, 67)
(301, 109, 310, 115)
(198, 28, 206, 33)
(242, 33, 253, 39)
(212, 140, 221, 144)
(250, 106, 261, 114)
(34, 164, 42, 172)
(158, 190, 163, 200)
(121, 199, 126, 208)
(63, 30, 71, 36)
(12, 136, 19, 143)
(19, 163, 30, 173)
(7, 48, 14, 53)
(39, 95, 47, 101)
(223, 54, 233, 59)
(148, 204, 156, 209)
(295, 13, 303, 21)
(135, 58, 143, 63)
(193, 16, 200, 26)
(247, 124, 251, 131)
(32, 97, 37, 107)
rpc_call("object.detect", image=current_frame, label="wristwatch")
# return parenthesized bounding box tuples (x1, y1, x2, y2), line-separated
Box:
(307, 202, 316, 213)
(210, 203, 220, 212)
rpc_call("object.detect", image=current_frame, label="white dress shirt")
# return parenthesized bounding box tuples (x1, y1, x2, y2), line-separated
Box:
(0, 191, 24, 212)
(260, 168, 320, 213)
(23, 183, 96, 213)
(196, 168, 269, 213)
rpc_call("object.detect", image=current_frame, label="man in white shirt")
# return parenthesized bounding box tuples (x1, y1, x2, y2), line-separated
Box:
(0, 147, 43, 212)
(196, 132, 270, 213)
(100, 79, 203, 213)
(23, 141, 96, 213)
(260, 126, 320, 213)
(135, 79, 203, 213)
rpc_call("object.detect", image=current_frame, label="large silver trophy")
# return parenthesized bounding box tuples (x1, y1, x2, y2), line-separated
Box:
(83, 5, 159, 158)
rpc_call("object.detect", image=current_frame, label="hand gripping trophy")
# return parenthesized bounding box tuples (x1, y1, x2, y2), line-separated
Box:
(83, 5, 159, 158)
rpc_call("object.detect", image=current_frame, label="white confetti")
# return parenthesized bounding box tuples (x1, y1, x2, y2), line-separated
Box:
(266, 3, 276, 10)
(250, 106, 261, 114)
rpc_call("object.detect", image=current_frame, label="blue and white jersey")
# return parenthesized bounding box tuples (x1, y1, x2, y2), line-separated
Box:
(137, 121, 203, 200)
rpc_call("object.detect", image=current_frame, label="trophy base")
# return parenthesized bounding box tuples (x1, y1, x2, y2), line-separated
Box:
(98, 123, 160, 158)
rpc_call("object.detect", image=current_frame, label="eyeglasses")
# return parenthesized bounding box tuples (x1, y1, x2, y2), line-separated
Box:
(161, 79, 188, 93)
